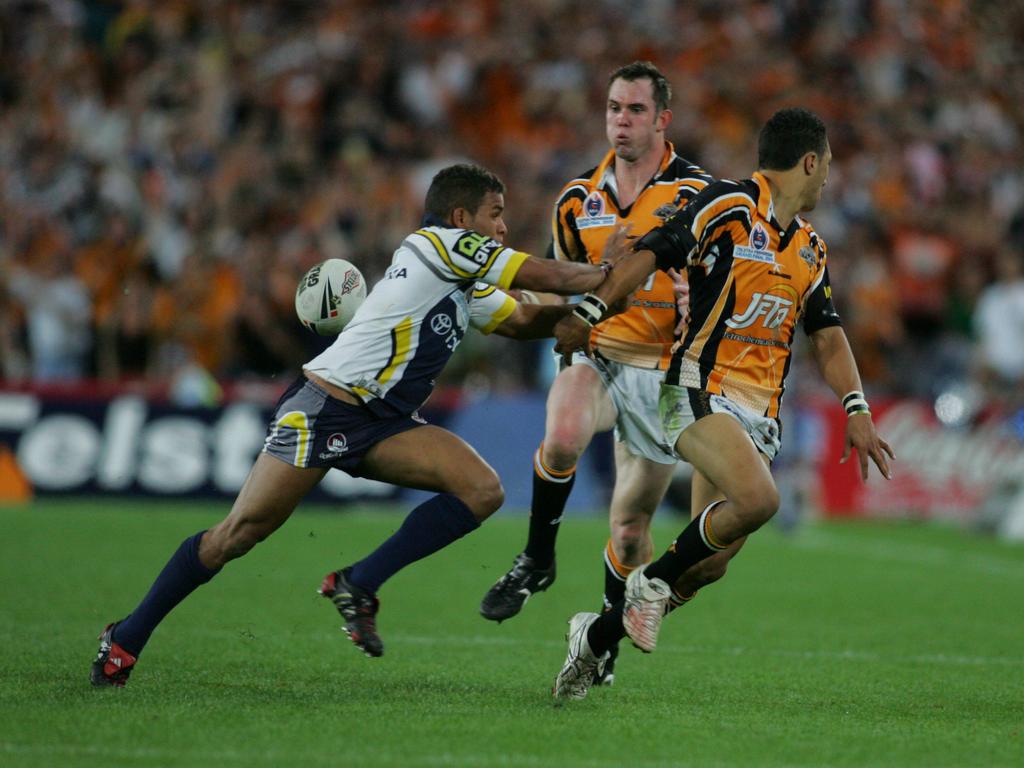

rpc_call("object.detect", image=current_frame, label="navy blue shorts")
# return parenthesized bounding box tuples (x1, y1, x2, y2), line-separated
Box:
(261, 376, 426, 476)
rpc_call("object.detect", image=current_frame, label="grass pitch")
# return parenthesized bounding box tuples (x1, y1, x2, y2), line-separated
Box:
(1, 499, 1022, 767)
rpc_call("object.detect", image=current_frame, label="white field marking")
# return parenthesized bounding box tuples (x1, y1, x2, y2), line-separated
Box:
(167, 625, 1024, 668)
(388, 633, 1024, 668)
(0, 742, 741, 768)
(787, 528, 1024, 579)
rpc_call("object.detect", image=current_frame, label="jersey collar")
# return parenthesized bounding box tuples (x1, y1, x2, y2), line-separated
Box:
(595, 140, 677, 193)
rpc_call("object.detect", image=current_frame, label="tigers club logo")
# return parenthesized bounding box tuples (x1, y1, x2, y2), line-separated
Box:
(750, 222, 770, 251)
(584, 192, 604, 217)
(653, 203, 679, 220)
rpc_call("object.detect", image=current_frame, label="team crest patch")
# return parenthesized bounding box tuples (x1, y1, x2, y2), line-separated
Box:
(326, 433, 348, 453)
(750, 222, 770, 251)
(577, 191, 617, 230)
(653, 203, 679, 220)
(733, 222, 776, 264)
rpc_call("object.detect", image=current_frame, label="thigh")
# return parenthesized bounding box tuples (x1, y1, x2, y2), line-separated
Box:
(609, 441, 676, 526)
(675, 413, 776, 501)
(359, 424, 495, 493)
(545, 358, 618, 439)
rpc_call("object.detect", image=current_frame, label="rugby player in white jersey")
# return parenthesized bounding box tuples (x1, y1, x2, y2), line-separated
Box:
(91, 163, 627, 685)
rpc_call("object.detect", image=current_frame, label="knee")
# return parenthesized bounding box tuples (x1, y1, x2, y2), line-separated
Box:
(459, 471, 505, 522)
(731, 483, 780, 533)
(542, 426, 588, 470)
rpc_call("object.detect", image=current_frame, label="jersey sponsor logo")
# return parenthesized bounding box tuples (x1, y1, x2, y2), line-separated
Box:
(430, 313, 453, 336)
(454, 231, 500, 266)
(385, 266, 408, 279)
(578, 191, 616, 229)
(726, 291, 794, 330)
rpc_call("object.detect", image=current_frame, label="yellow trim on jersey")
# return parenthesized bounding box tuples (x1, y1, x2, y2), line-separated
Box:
(417, 229, 477, 279)
(477, 295, 516, 335)
(276, 411, 311, 467)
(472, 285, 499, 298)
(496, 250, 529, 290)
(378, 317, 414, 384)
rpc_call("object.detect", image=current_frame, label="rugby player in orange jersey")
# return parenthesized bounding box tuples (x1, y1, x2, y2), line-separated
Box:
(480, 61, 718, 686)
(551, 107, 894, 699)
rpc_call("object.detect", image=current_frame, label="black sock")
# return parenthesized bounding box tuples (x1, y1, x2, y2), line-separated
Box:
(523, 444, 575, 567)
(644, 501, 727, 586)
(113, 530, 221, 656)
(601, 539, 629, 612)
(587, 603, 625, 657)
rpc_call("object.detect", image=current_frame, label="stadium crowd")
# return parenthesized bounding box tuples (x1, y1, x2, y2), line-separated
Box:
(1, 0, 1023, 407)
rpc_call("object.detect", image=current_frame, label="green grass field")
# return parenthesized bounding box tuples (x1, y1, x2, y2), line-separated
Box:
(1, 499, 1022, 767)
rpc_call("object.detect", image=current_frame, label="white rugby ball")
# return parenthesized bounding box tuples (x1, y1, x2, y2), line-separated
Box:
(295, 258, 366, 335)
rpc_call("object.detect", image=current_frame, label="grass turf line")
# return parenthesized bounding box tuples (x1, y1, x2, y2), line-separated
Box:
(0, 499, 1022, 768)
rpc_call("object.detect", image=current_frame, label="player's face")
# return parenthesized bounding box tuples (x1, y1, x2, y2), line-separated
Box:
(801, 141, 832, 212)
(606, 78, 667, 163)
(464, 191, 508, 242)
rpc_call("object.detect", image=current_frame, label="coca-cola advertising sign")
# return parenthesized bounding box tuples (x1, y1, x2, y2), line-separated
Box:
(819, 399, 1024, 519)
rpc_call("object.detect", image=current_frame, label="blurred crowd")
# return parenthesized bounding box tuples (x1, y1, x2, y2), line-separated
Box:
(1, 0, 1023, 408)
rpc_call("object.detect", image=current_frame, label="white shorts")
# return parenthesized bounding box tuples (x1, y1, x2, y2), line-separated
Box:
(564, 351, 676, 465)
(659, 383, 782, 462)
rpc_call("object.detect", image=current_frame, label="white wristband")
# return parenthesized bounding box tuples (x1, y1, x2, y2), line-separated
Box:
(843, 391, 870, 416)
(572, 293, 607, 327)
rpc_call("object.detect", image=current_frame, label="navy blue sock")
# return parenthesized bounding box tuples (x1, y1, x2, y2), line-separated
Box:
(348, 493, 480, 594)
(113, 530, 221, 656)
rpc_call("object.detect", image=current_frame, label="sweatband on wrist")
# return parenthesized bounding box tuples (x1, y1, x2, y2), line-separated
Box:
(843, 390, 870, 416)
(572, 293, 607, 327)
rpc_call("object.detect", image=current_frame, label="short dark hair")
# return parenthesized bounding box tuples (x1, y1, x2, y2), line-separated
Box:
(608, 61, 672, 113)
(757, 108, 828, 170)
(424, 164, 505, 221)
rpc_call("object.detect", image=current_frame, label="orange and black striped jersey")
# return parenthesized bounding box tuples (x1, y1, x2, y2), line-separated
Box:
(551, 142, 713, 369)
(637, 171, 842, 418)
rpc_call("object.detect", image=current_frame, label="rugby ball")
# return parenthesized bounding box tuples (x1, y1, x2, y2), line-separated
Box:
(295, 258, 366, 335)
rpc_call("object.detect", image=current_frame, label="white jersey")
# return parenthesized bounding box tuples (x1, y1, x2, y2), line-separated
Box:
(304, 225, 527, 417)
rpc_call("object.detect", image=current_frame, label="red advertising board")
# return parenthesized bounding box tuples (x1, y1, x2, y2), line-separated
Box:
(817, 398, 1024, 520)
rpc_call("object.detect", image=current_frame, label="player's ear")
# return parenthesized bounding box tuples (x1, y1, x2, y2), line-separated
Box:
(451, 207, 471, 228)
(656, 107, 672, 132)
(803, 152, 817, 176)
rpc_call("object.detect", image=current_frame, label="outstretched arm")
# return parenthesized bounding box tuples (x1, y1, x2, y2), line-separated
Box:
(808, 325, 895, 481)
(551, 246, 657, 363)
(491, 302, 576, 340)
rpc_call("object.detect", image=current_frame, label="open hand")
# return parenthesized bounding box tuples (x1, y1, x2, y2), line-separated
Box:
(840, 413, 895, 481)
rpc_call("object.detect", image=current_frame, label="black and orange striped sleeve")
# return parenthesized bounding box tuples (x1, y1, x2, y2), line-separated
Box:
(551, 181, 589, 263)
(636, 180, 747, 271)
